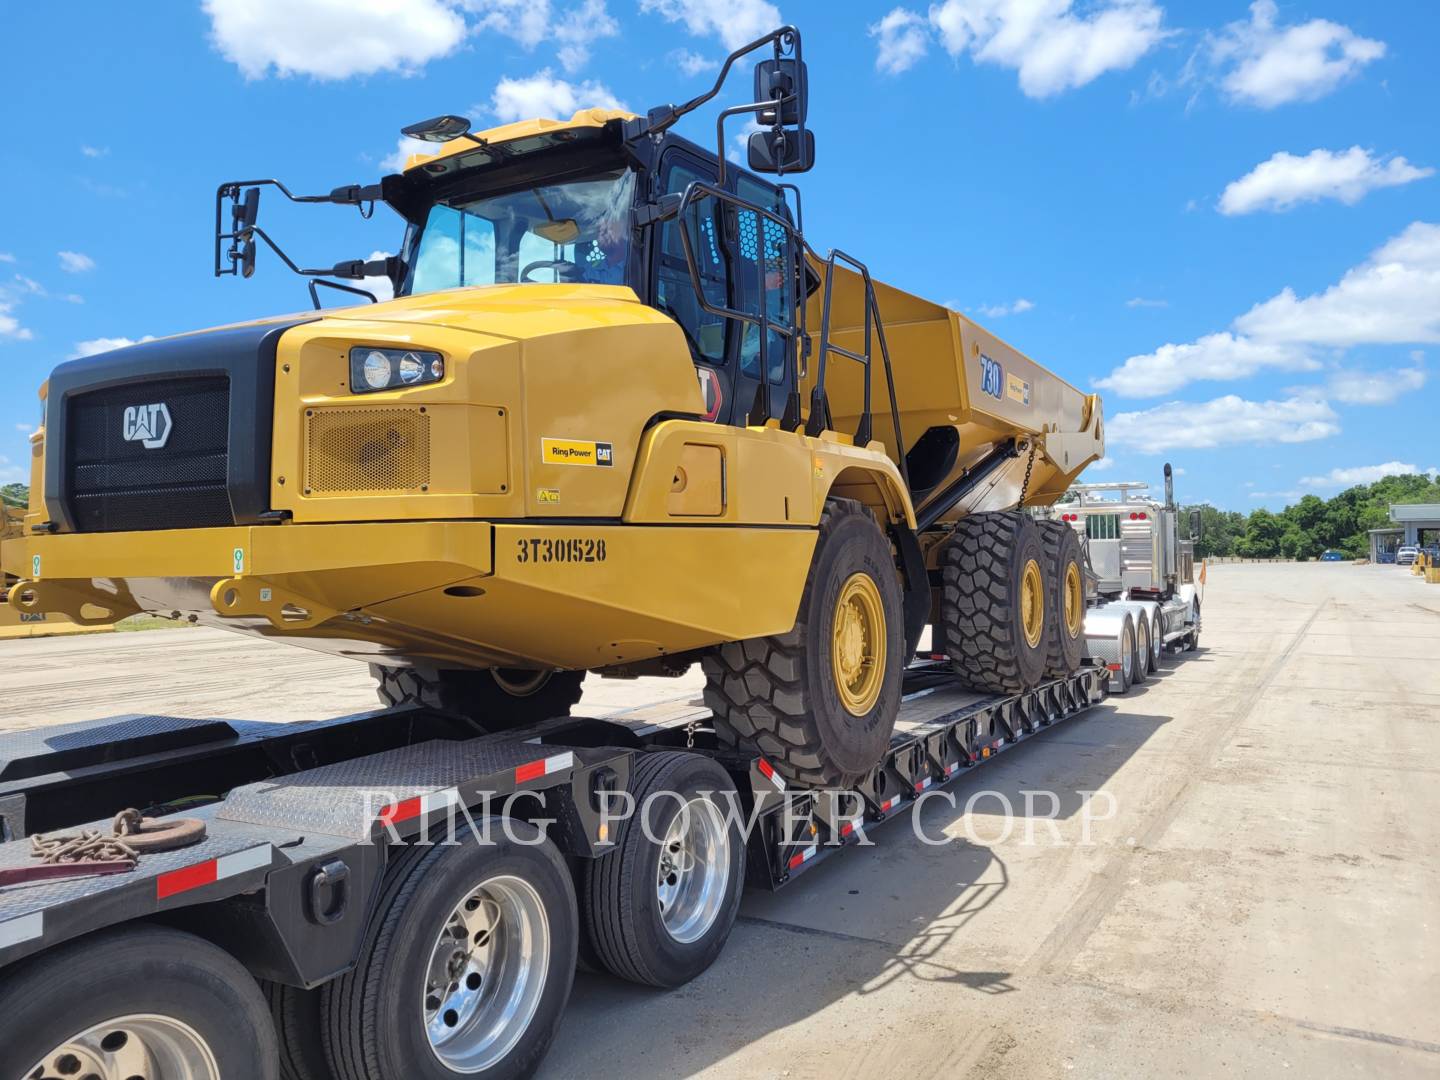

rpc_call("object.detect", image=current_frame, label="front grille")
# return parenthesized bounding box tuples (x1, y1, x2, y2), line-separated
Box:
(305, 407, 431, 495)
(67, 377, 234, 532)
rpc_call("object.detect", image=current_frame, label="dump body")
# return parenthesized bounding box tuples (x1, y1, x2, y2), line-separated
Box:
(804, 265, 1103, 518)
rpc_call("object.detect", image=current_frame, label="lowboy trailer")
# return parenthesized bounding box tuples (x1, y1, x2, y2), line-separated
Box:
(0, 659, 1105, 1079)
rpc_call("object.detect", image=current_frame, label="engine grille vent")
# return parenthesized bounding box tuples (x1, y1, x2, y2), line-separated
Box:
(304, 407, 432, 495)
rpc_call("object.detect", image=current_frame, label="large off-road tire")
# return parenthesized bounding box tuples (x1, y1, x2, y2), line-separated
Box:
(702, 498, 904, 788)
(939, 512, 1049, 694)
(1036, 520, 1085, 678)
(584, 751, 745, 987)
(323, 820, 577, 1080)
(1, 925, 278, 1080)
(372, 665, 585, 730)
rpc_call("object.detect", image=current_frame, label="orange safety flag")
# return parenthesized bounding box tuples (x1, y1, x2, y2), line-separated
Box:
(1199, 560, 1207, 585)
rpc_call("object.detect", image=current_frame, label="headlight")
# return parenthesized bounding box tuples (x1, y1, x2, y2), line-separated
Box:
(349, 347, 444, 393)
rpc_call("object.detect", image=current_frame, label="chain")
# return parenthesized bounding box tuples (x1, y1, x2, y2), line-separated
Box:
(30, 830, 138, 866)
(1016, 440, 1038, 507)
(684, 720, 700, 749)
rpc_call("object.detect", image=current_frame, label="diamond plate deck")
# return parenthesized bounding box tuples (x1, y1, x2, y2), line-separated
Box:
(218, 737, 575, 839)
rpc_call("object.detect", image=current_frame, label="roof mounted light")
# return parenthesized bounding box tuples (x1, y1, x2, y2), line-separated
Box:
(400, 115, 475, 143)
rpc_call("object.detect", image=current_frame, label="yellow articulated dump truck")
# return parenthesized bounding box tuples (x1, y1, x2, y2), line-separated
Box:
(1, 26, 1100, 787)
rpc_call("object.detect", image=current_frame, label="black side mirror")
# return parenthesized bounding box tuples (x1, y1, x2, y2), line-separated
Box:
(1189, 509, 1203, 540)
(749, 128, 815, 174)
(240, 238, 257, 278)
(233, 187, 260, 235)
(754, 59, 807, 126)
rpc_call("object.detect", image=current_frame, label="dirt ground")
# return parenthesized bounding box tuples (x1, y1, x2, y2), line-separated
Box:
(4, 562, 1437, 1078)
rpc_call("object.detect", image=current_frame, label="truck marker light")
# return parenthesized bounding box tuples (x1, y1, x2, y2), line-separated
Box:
(515, 751, 575, 784)
(0, 912, 43, 951)
(756, 757, 786, 790)
(156, 844, 272, 901)
(787, 844, 818, 869)
(981, 747, 991, 758)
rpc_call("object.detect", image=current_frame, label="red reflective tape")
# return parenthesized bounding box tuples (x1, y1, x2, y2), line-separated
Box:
(788, 851, 805, 869)
(515, 759, 546, 783)
(379, 797, 422, 826)
(840, 821, 855, 837)
(757, 758, 775, 779)
(1107, 663, 1122, 672)
(157, 859, 217, 900)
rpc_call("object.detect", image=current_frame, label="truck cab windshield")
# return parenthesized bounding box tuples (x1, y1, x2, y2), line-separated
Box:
(403, 168, 636, 295)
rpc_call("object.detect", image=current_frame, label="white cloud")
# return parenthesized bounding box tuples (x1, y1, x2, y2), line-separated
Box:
(1126, 296, 1168, 308)
(1235, 222, 1440, 347)
(0, 253, 15, 263)
(14, 424, 32, 434)
(1208, 0, 1385, 108)
(639, 0, 782, 52)
(69, 336, 156, 359)
(0, 297, 31, 340)
(928, 0, 1166, 99)
(1089, 455, 1115, 471)
(1096, 331, 1316, 397)
(203, 0, 467, 80)
(726, 118, 763, 165)
(12, 274, 45, 296)
(467, 0, 619, 73)
(977, 297, 1035, 318)
(1299, 461, 1421, 488)
(1099, 221, 1440, 396)
(871, 8, 929, 76)
(1108, 394, 1340, 452)
(489, 69, 625, 122)
(1219, 147, 1432, 215)
(58, 251, 95, 273)
(0, 456, 26, 484)
(80, 145, 109, 158)
(1171, 466, 1186, 475)
(1315, 363, 1427, 406)
(1248, 489, 1301, 501)
(669, 48, 717, 77)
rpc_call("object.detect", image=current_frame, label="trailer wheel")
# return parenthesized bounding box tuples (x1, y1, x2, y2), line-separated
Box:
(584, 751, 745, 988)
(372, 665, 585, 730)
(1149, 611, 1166, 669)
(3, 925, 278, 1080)
(323, 821, 576, 1080)
(702, 498, 904, 787)
(1132, 613, 1151, 684)
(265, 980, 331, 1080)
(939, 512, 1048, 694)
(1036, 520, 1085, 678)
(1110, 615, 1136, 694)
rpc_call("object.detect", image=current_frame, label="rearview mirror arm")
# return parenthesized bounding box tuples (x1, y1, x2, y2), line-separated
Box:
(633, 25, 801, 137)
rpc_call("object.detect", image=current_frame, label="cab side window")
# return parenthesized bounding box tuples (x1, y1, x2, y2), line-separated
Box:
(734, 175, 794, 385)
(655, 161, 727, 364)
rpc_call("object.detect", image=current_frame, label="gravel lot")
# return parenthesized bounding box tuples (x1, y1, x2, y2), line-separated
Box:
(5, 561, 1437, 1078)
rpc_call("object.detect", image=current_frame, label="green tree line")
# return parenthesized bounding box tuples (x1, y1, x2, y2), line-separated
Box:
(0, 483, 28, 510)
(1185, 473, 1440, 561)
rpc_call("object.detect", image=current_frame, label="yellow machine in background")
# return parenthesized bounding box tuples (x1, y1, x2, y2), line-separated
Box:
(2, 27, 1102, 785)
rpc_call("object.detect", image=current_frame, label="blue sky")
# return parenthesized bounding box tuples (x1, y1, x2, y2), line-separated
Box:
(1, 0, 1436, 510)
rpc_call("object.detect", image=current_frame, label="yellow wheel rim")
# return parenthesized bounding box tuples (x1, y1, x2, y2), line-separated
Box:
(1021, 558, 1045, 649)
(831, 573, 886, 716)
(1064, 561, 1083, 637)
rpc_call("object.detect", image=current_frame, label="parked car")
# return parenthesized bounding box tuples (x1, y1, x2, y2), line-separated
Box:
(1396, 545, 1420, 566)
(1320, 550, 1345, 562)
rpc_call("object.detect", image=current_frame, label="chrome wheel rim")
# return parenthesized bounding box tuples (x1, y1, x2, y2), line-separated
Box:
(1121, 626, 1134, 682)
(1137, 620, 1150, 671)
(422, 874, 550, 1074)
(25, 1014, 218, 1080)
(656, 796, 731, 944)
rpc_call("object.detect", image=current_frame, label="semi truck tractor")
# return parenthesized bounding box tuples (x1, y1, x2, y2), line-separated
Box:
(1048, 463, 1203, 692)
(0, 27, 1118, 1079)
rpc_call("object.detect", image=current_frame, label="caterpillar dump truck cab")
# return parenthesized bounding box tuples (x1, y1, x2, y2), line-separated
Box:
(3, 27, 1103, 787)
(1047, 462, 1203, 691)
